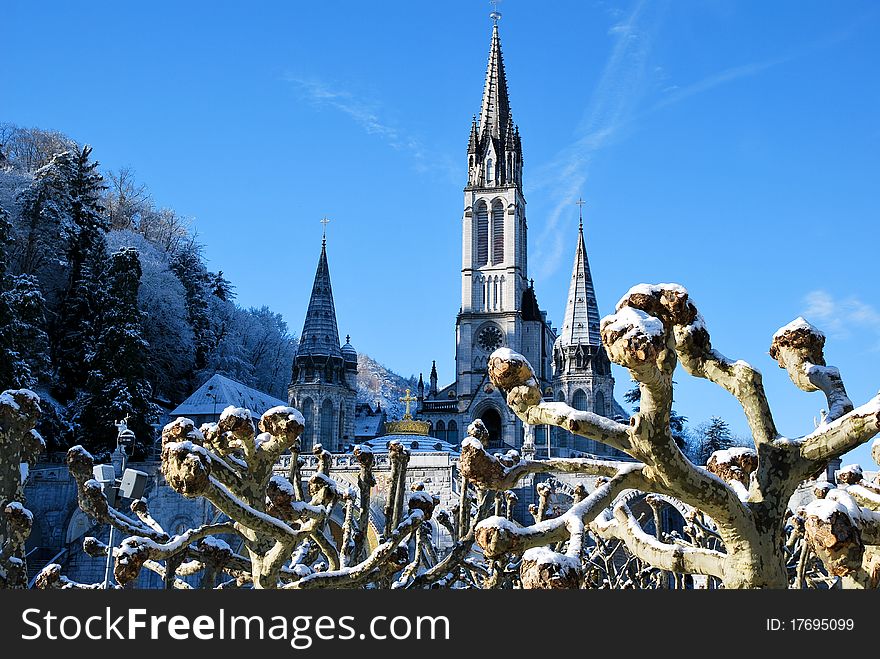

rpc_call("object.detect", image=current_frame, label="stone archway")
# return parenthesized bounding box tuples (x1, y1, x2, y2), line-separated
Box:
(479, 407, 503, 449)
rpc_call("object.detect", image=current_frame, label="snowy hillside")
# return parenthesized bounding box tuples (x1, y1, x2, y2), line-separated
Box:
(356, 353, 419, 421)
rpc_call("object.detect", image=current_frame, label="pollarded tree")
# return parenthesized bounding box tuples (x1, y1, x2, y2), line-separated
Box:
(476, 283, 880, 589)
(40, 405, 446, 589)
(0, 389, 44, 589)
(801, 451, 880, 588)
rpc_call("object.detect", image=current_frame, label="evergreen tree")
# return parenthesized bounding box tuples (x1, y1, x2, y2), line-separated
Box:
(169, 242, 216, 378)
(52, 146, 109, 400)
(693, 416, 735, 465)
(73, 247, 157, 455)
(0, 206, 49, 389)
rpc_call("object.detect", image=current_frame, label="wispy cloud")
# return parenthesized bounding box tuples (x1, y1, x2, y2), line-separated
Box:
(528, 5, 864, 281)
(650, 20, 858, 115)
(530, 0, 661, 279)
(283, 74, 455, 179)
(802, 290, 880, 350)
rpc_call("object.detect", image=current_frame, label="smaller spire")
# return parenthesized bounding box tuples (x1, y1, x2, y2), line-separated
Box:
(429, 360, 438, 396)
(468, 115, 479, 153)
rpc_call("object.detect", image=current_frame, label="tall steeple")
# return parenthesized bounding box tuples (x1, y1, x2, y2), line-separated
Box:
(559, 210, 602, 347)
(467, 19, 522, 190)
(297, 238, 342, 359)
(478, 23, 511, 141)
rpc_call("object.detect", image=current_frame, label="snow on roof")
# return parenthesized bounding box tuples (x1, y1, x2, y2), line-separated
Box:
(773, 317, 824, 340)
(354, 411, 384, 438)
(170, 374, 288, 420)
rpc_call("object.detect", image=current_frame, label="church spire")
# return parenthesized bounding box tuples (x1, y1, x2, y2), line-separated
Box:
(468, 18, 522, 189)
(298, 237, 343, 359)
(559, 204, 602, 347)
(478, 22, 511, 141)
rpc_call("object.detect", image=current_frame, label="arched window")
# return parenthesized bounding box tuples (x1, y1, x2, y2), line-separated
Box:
(486, 158, 494, 184)
(492, 276, 498, 310)
(338, 406, 345, 447)
(594, 391, 606, 417)
(320, 399, 335, 450)
(572, 389, 588, 411)
(492, 200, 504, 264)
(436, 420, 446, 442)
(448, 420, 458, 444)
(481, 408, 503, 449)
(301, 398, 314, 452)
(475, 201, 489, 266)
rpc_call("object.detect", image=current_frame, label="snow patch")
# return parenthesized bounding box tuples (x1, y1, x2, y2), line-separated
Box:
(4, 501, 33, 520)
(522, 547, 581, 572)
(617, 283, 688, 308)
(264, 405, 305, 426)
(601, 307, 665, 339)
(270, 475, 296, 496)
(490, 347, 522, 361)
(710, 446, 756, 465)
(773, 317, 824, 340)
(805, 498, 851, 523)
(199, 536, 231, 551)
(220, 406, 252, 423)
(461, 437, 484, 450)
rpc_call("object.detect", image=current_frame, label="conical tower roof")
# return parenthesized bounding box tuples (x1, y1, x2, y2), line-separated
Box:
(478, 23, 512, 141)
(558, 219, 602, 347)
(298, 238, 343, 359)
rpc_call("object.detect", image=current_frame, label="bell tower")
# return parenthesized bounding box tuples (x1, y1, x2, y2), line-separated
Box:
(450, 15, 554, 448)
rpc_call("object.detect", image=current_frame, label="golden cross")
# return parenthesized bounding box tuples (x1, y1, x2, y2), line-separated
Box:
(400, 388, 417, 419)
(320, 217, 330, 242)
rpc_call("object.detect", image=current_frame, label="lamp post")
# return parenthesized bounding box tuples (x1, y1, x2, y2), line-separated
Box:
(97, 416, 148, 588)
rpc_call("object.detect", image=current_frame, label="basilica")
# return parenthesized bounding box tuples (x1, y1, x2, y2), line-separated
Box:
(288, 19, 626, 457)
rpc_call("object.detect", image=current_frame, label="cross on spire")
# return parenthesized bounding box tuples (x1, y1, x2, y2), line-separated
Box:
(576, 197, 586, 230)
(490, 0, 502, 23)
(320, 217, 330, 244)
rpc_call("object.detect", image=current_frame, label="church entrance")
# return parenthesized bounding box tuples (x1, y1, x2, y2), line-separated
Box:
(480, 408, 503, 450)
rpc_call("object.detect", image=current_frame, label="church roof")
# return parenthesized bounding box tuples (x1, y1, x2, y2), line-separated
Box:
(170, 373, 288, 420)
(557, 219, 602, 347)
(360, 435, 459, 455)
(341, 335, 357, 362)
(297, 239, 343, 359)
(478, 24, 512, 142)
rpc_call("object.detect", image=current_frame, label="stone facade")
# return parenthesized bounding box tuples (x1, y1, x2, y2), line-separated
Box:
(549, 218, 628, 458)
(418, 23, 556, 452)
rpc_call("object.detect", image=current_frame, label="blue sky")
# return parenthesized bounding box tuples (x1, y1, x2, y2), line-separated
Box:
(4, 1, 879, 466)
